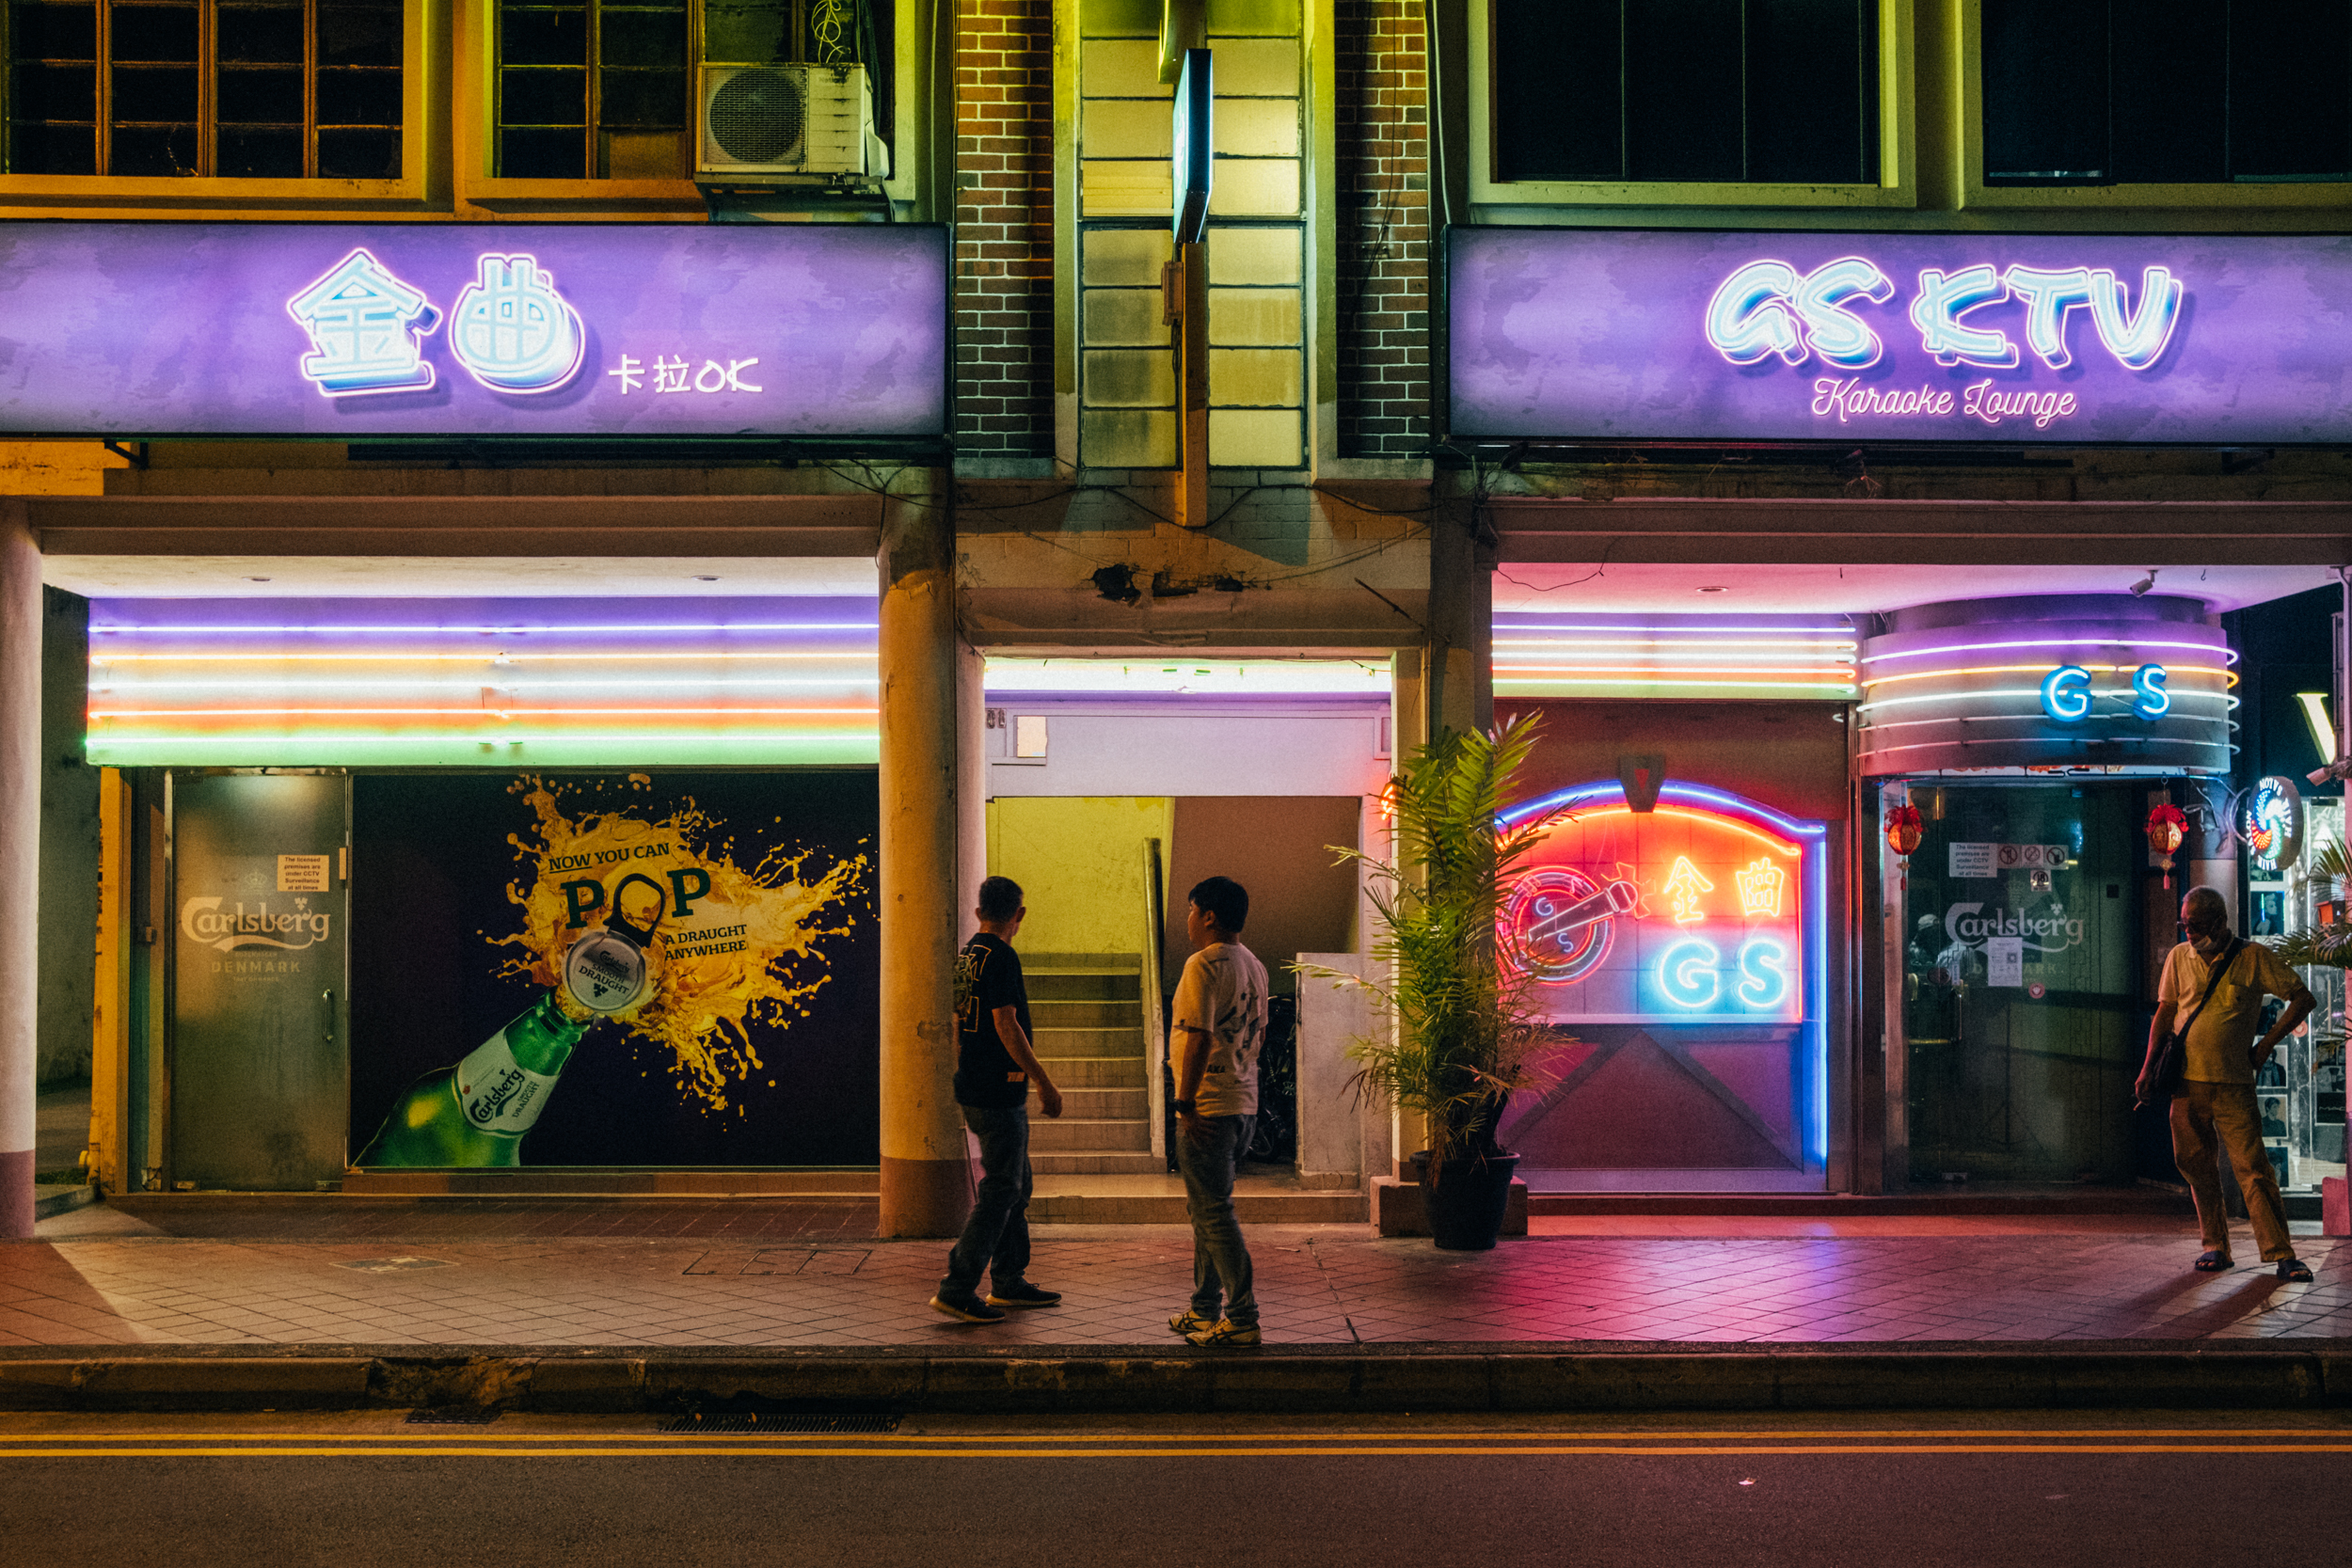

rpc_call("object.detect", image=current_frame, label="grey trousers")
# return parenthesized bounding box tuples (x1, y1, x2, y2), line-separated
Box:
(1176, 1113, 1257, 1326)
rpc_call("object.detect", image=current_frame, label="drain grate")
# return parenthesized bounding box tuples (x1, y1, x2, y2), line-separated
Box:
(406, 1408, 501, 1425)
(660, 1413, 899, 1433)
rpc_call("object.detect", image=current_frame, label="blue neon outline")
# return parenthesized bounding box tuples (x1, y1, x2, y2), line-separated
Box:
(2001, 265, 2097, 370)
(2040, 664, 2093, 722)
(1909, 264, 2019, 369)
(1500, 777, 1827, 1169)
(2088, 267, 2183, 371)
(2131, 662, 2170, 720)
(1655, 938, 1722, 1009)
(1703, 261, 1807, 366)
(284, 247, 439, 399)
(1736, 936, 1791, 1010)
(448, 253, 587, 395)
(1789, 256, 1896, 370)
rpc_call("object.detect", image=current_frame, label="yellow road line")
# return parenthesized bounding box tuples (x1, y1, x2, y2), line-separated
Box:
(4, 1427, 2342, 1443)
(4, 1443, 2349, 1460)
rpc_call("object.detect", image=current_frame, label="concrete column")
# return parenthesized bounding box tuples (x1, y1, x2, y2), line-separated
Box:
(0, 507, 40, 1236)
(1425, 474, 1493, 737)
(877, 484, 975, 1239)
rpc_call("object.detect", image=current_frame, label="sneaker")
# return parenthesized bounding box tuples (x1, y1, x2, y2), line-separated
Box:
(987, 1280, 1062, 1309)
(1168, 1307, 1216, 1338)
(1184, 1318, 1261, 1348)
(930, 1291, 1007, 1324)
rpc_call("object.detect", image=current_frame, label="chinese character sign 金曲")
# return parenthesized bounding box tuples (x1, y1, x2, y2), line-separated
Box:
(0, 223, 949, 437)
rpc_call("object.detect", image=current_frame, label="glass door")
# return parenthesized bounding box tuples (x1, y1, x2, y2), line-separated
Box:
(1898, 784, 2142, 1184)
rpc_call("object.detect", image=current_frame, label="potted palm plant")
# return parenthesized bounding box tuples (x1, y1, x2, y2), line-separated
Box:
(1304, 712, 1567, 1249)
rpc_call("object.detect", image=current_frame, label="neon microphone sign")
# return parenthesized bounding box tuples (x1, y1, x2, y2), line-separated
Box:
(1448, 230, 2352, 446)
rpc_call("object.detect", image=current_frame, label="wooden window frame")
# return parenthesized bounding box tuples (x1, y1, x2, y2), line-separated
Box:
(1466, 0, 1917, 213)
(0, 0, 426, 204)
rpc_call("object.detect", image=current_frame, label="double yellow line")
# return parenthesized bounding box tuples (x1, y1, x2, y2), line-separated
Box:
(3, 1428, 2346, 1460)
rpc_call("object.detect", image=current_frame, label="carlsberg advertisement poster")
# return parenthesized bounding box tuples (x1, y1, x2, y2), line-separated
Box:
(349, 771, 880, 1166)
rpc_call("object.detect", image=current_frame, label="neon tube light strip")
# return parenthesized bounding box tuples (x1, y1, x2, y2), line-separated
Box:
(1862, 661, 2233, 689)
(1858, 688, 2238, 714)
(88, 596, 883, 767)
(1860, 636, 2236, 665)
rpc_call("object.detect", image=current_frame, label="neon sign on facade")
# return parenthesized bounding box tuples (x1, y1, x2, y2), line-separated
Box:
(1495, 785, 1819, 1026)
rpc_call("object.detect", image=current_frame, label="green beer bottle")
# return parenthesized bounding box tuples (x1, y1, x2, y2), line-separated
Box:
(356, 993, 594, 1166)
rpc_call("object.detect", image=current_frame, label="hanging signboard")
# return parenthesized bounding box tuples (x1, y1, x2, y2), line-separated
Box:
(1449, 228, 2352, 445)
(0, 223, 948, 438)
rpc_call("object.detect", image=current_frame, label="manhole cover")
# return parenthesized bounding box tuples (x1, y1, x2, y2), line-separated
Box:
(406, 1408, 500, 1425)
(334, 1257, 453, 1273)
(660, 1413, 899, 1433)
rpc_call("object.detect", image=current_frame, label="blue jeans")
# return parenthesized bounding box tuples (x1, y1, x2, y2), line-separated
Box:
(940, 1103, 1031, 1299)
(1176, 1113, 1256, 1326)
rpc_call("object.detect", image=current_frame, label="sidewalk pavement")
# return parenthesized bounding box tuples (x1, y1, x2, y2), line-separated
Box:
(4, 1198, 2349, 1414)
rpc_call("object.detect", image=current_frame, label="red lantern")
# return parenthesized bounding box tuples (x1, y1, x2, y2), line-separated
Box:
(2147, 802, 2188, 889)
(1884, 803, 1924, 859)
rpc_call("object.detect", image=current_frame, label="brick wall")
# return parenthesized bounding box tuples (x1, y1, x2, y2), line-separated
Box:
(954, 0, 1056, 459)
(1335, 0, 1431, 460)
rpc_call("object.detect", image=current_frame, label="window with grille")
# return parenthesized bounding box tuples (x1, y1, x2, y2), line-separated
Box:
(4, 0, 401, 177)
(495, 0, 887, 181)
(1982, 0, 2352, 184)
(1489, 0, 1881, 185)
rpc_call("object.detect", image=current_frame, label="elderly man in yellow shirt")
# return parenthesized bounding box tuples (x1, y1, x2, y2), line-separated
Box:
(2137, 886, 2315, 1281)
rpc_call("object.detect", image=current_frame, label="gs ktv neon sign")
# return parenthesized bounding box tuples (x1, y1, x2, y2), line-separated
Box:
(1704, 255, 2183, 432)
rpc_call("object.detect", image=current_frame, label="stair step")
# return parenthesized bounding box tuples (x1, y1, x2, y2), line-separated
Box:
(1038, 1056, 1145, 1088)
(1025, 972, 1141, 1002)
(1029, 1151, 1168, 1176)
(1059, 1086, 1148, 1119)
(1032, 1026, 1143, 1057)
(1028, 1117, 1151, 1152)
(1029, 999, 1136, 1028)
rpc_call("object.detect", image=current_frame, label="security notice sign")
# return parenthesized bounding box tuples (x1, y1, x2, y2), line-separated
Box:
(0, 223, 948, 438)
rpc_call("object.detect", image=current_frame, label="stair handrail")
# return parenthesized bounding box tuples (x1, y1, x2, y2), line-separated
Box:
(1141, 836, 1168, 1162)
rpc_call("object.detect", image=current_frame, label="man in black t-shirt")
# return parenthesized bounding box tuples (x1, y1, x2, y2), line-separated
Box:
(930, 875, 1065, 1323)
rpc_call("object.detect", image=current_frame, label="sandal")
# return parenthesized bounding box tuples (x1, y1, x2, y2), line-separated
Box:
(2194, 1250, 2233, 1273)
(2277, 1258, 2313, 1283)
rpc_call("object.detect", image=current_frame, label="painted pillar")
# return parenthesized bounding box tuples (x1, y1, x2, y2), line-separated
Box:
(877, 484, 975, 1239)
(0, 507, 40, 1235)
(1425, 474, 1493, 738)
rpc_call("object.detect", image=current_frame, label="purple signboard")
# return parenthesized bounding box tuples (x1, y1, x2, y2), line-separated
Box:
(1449, 228, 2352, 445)
(0, 223, 947, 437)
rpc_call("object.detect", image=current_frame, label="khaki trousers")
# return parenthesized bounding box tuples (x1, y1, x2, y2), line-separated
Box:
(2169, 1080, 2295, 1262)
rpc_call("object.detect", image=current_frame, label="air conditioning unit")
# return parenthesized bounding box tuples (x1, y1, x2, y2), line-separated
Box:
(696, 62, 883, 178)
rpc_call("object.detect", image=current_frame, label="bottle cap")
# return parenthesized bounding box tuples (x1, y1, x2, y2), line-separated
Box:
(561, 872, 666, 1015)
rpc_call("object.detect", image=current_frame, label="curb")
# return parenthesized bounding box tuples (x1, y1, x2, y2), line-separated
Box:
(0, 1342, 2344, 1415)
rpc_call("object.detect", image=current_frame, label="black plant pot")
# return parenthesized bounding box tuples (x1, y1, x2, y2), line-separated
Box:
(1415, 1150, 1520, 1251)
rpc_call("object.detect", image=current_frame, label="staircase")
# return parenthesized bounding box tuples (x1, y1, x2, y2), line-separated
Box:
(1023, 954, 1160, 1175)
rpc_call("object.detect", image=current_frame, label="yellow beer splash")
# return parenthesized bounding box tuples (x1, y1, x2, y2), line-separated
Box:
(490, 776, 868, 1113)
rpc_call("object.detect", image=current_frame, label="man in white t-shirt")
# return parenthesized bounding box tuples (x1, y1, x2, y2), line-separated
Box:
(1168, 875, 1269, 1348)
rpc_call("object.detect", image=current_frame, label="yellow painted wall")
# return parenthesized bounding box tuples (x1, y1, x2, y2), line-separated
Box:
(985, 797, 1173, 958)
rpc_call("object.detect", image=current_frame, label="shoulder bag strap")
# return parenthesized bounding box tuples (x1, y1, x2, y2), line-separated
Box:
(2176, 938, 2246, 1039)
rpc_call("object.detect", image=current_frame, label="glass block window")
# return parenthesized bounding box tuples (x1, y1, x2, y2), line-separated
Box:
(4, 0, 403, 177)
(1076, 4, 1306, 470)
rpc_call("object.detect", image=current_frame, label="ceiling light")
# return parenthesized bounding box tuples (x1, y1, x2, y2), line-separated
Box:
(1696, 585, 1729, 594)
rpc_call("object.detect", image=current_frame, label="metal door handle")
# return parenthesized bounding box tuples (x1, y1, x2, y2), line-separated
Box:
(322, 989, 335, 1044)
